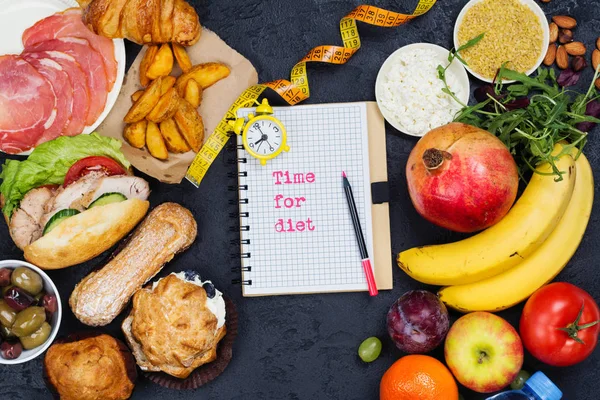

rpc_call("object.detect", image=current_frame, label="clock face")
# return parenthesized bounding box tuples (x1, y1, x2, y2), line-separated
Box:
(245, 118, 284, 156)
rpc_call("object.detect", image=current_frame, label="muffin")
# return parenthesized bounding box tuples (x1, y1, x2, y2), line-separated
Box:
(122, 271, 226, 379)
(43, 333, 136, 400)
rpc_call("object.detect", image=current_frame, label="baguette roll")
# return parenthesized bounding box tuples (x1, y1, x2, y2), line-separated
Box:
(24, 198, 149, 270)
(70, 203, 197, 327)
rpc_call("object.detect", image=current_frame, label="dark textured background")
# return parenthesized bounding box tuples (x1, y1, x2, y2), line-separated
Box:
(1, 0, 599, 399)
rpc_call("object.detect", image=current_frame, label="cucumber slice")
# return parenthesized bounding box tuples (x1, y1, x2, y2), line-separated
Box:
(88, 192, 127, 208)
(43, 209, 80, 236)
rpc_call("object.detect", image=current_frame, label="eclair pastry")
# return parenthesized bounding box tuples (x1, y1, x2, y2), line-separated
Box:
(70, 202, 197, 326)
(122, 271, 226, 379)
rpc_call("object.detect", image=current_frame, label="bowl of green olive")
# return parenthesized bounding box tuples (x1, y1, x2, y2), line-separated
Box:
(0, 260, 61, 364)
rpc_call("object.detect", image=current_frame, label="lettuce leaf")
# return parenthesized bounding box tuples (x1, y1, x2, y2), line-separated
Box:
(0, 133, 131, 218)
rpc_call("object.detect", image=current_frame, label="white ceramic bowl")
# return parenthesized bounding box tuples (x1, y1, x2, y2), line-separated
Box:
(453, 0, 550, 83)
(0, 260, 62, 365)
(375, 43, 470, 137)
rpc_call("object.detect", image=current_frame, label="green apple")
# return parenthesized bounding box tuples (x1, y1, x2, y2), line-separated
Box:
(444, 312, 523, 393)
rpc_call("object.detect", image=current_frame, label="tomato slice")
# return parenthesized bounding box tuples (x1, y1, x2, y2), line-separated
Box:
(63, 156, 126, 187)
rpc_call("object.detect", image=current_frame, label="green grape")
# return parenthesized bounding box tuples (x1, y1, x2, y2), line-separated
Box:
(358, 337, 382, 363)
(510, 370, 531, 390)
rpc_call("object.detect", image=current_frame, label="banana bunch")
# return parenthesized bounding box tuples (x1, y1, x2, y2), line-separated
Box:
(398, 145, 594, 312)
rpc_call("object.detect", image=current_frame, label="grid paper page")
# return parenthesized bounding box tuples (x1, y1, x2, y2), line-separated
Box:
(236, 103, 374, 296)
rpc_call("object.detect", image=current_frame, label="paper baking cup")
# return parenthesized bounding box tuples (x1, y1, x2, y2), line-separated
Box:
(144, 297, 238, 389)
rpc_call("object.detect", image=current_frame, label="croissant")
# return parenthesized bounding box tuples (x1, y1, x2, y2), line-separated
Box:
(77, 0, 201, 46)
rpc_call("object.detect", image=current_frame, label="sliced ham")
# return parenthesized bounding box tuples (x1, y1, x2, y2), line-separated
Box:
(25, 51, 89, 135)
(25, 37, 108, 126)
(0, 55, 56, 154)
(22, 56, 73, 144)
(22, 8, 117, 90)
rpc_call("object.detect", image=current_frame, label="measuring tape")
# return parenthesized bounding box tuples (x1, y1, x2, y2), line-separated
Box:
(185, 0, 437, 186)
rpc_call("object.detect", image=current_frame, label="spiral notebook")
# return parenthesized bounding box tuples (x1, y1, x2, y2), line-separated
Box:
(234, 102, 392, 296)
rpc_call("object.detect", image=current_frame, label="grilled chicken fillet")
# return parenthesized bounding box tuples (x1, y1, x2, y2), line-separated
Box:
(9, 187, 56, 250)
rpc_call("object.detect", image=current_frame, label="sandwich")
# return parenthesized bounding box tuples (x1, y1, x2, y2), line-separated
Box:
(0, 133, 150, 269)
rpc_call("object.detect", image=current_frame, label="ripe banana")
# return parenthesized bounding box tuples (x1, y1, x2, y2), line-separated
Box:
(438, 153, 594, 312)
(398, 144, 577, 286)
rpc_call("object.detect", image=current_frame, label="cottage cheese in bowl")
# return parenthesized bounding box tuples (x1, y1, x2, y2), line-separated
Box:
(375, 43, 470, 137)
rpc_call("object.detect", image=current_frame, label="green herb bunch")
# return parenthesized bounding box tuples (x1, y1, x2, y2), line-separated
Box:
(439, 34, 600, 181)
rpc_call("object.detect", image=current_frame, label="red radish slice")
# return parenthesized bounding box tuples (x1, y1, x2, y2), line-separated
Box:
(0, 55, 56, 154)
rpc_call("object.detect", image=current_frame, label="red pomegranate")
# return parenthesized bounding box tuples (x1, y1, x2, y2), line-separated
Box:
(406, 123, 518, 233)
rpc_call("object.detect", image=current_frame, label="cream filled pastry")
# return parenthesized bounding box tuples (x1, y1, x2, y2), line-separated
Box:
(122, 271, 226, 379)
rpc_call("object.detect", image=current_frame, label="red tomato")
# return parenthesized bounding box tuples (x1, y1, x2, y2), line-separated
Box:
(63, 156, 126, 187)
(520, 282, 600, 367)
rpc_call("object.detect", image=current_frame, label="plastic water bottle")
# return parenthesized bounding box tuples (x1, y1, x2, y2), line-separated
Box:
(484, 372, 562, 400)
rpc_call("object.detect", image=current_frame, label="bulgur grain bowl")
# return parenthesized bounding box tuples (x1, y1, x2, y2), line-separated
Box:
(453, 0, 549, 83)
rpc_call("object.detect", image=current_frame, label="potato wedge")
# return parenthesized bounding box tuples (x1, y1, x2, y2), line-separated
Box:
(184, 79, 202, 108)
(147, 87, 180, 123)
(123, 120, 147, 148)
(172, 43, 192, 73)
(139, 45, 158, 87)
(146, 121, 168, 160)
(131, 90, 144, 103)
(175, 63, 231, 95)
(124, 77, 163, 123)
(146, 43, 173, 80)
(159, 118, 191, 153)
(174, 99, 204, 152)
(159, 76, 176, 96)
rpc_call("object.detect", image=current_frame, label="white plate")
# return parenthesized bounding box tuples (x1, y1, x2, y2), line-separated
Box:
(453, 0, 549, 83)
(0, 0, 126, 155)
(375, 43, 470, 137)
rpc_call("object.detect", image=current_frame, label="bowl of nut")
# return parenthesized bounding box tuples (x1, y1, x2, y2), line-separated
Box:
(453, 0, 549, 83)
(0, 260, 61, 364)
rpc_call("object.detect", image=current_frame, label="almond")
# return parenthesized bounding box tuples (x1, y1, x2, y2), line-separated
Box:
(549, 22, 558, 43)
(558, 29, 573, 44)
(564, 41, 586, 56)
(556, 45, 569, 69)
(552, 15, 577, 29)
(596, 78, 600, 90)
(597, 37, 600, 51)
(543, 44, 557, 66)
(593, 49, 600, 72)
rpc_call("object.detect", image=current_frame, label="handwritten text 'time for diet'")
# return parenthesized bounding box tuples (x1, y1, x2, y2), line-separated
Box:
(273, 171, 315, 233)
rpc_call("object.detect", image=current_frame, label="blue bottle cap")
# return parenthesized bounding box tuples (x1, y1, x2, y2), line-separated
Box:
(525, 372, 562, 400)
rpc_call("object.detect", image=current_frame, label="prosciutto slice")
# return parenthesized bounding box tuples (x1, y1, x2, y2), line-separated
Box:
(22, 56, 72, 144)
(25, 37, 108, 126)
(24, 51, 89, 136)
(0, 55, 56, 154)
(22, 8, 117, 90)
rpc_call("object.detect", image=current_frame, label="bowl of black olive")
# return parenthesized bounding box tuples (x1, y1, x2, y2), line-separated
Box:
(0, 260, 61, 364)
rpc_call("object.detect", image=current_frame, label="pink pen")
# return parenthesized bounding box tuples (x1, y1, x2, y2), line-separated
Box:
(342, 171, 378, 296)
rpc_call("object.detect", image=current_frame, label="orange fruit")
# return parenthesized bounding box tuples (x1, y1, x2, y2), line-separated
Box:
(380, 355, 458, 400)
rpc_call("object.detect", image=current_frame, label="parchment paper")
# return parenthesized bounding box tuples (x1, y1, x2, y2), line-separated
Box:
(97, 29, 258, 183)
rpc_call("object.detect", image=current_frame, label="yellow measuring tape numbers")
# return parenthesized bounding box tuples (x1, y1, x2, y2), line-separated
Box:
(186, 0, 437, 186)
